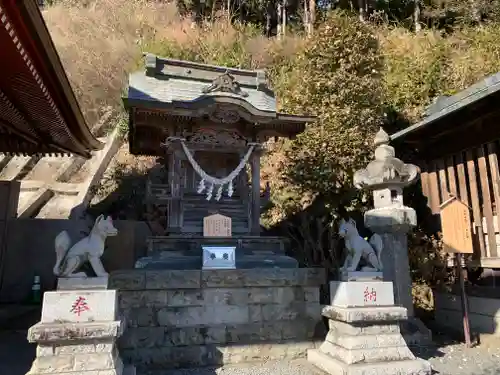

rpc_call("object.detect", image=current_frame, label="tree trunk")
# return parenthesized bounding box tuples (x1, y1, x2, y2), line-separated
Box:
(211, 0, 217, 21)
(239, 0, 244, 23)
(470, 0, 482, 24)
(414, 0, 422, 32)
(304, 0, 310, 37)
(282, 0, 287, 37)
(265, 1, 272, 37)
(277, 1, 282, 39)
(309, 0, 315, 36)
(358, 0, 366, 22)
(192, 0, 202, 25)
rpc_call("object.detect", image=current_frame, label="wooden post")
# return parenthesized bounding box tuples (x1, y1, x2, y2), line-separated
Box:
(168, 151, 182, 234)
(456, 253, 472, 347)
(440, 195, 474, 347)
(250, 150, 261, 235)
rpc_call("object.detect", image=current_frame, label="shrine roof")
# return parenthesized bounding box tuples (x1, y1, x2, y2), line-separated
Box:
(0, 0, 103, 157)
(124, 54, 315, 125)
(390, 72, 500, 159)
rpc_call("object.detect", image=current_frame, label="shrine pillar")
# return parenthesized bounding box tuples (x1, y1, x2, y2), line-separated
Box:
(250, 148, 262, 235)
(168, 149, 183, 234)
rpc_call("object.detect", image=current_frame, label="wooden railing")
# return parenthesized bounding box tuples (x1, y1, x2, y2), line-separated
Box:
(420, 139, 500, 265)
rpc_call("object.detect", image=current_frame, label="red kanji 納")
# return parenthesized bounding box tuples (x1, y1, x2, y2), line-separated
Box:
(363, 287, 377, 303)
(70, 296, 90, 316)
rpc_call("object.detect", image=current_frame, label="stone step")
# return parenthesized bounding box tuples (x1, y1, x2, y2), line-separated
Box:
(184, 201, 245, 207)
(183, 209, 247, 215)
(184, 207, 248, 217)
(307, 349, 431, 375)
(184, 200, 245, 204)
(121, 321, 316, 349)
(121, 340, 318, 371)
(135, 254, 298, 269)
(183, 206, 246, 212)
(135, 255, 201, 270)
(184, 212, 247, 219)
(146, 236, 286, 254)
(183, 212, 247, 219)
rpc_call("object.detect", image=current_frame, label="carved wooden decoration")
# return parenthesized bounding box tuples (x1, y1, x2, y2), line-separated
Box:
(203, 214, 232, 237)
(440, 196, 473, 254)
(189, 127, 246, 146)
(209, 106, 241, 124)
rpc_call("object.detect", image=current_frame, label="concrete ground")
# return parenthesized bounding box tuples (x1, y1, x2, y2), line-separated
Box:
(2, 329, 500, 375)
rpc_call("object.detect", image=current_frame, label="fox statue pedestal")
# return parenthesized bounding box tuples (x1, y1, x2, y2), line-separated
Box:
(25, 215, 135, 375)
(308, 280, 431, 375)
(26, 289, 135, 375)
(57, 276, 109, 290)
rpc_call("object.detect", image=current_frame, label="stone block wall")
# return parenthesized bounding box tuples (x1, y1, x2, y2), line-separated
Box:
(434, 292, 500, 336)
(109, 268, 325, 370)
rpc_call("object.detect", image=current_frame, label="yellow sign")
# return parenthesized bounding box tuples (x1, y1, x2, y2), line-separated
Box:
(440, 196, 473, 254)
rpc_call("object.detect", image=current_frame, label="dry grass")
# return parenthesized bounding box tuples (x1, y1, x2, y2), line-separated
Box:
(43, 0, 179, 125)
(446, 25, 500, 89)
(378, 23, 500, 122)
(42, 0, 302, 126)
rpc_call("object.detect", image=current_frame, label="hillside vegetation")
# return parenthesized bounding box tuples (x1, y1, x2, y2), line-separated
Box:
(43, 0, 500, 291)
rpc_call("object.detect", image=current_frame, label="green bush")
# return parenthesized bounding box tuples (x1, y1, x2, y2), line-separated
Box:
(268, 12, 384, 209)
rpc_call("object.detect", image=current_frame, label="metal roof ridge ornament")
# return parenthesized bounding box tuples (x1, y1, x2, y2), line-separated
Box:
(353, 127, 419, 190)
(201, 70, 249, 97)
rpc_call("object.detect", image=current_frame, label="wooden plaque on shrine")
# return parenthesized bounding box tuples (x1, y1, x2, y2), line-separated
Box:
(440, 196, 473, 254)
(203, 214, 232, 237)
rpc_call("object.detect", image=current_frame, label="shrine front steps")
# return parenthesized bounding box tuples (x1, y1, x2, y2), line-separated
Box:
(138, 235, 295, 270)
(110, 268, 325, 371)
(146, 236, 287, 255)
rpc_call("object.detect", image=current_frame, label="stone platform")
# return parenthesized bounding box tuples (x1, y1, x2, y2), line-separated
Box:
(109, 268, 325, 371)
(136, 236, 298, 270)
(308, 281, 431, 375)
(26, 288, 135, 375)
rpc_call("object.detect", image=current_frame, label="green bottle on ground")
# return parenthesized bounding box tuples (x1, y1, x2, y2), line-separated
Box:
(31, 275, 41, 304)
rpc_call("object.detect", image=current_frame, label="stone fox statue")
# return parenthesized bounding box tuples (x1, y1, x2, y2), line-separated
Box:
(338, 218, 383, 272)
(53, 215, 118, 278)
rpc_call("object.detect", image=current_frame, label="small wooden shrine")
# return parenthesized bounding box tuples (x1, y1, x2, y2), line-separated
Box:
(123, 54, 315, 241)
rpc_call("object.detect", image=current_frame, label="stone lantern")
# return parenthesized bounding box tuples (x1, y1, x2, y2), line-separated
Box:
(353, 128, 419, 317)
(307, 129, 432, 374)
